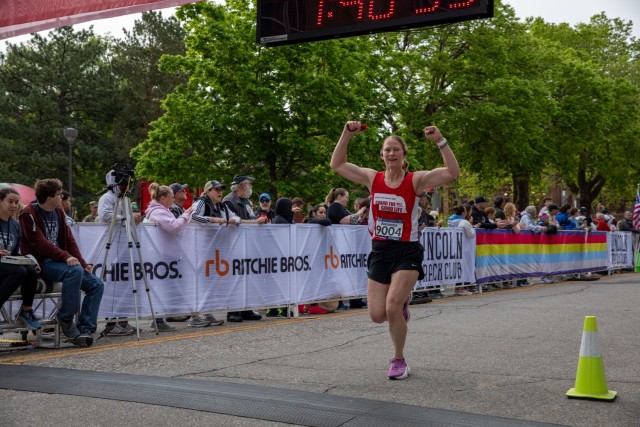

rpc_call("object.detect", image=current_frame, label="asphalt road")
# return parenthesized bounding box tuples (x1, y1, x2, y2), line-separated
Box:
(1, 272, 638, 426)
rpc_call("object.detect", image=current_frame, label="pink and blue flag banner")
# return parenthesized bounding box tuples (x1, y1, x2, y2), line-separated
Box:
(474, 229, 608, 284)
(633, 190, 640, 272)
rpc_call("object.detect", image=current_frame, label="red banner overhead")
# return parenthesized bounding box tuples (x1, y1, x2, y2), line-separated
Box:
(0, 0, 201, 40)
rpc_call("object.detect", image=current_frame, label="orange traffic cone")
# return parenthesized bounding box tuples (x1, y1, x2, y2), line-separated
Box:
(566, 316, 617, 400)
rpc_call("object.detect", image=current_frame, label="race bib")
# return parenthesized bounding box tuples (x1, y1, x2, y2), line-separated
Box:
(375, 217, 403, 240)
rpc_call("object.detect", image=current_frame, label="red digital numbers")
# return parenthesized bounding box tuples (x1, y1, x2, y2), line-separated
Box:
(415, 0, 439, 15)
(449, 0, 476, 9)
(317, 0, 477, 27)
(318, 0, 365, 26)
(368, 0, 395, 21)
(342, 0, 364, 20)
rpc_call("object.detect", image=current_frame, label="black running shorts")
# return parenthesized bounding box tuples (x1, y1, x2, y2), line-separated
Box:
(367, 240, 425, 285)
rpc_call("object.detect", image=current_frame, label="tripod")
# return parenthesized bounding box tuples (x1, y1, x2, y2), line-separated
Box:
(96, 185, 159, 339)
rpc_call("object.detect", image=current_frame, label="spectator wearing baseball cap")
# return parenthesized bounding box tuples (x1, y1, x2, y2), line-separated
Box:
(471, 195, 496, 229)
(256, 193, 275, 223)
(187, 179, 239, 328)
(599, 208, 616, 231)
(169, 183, 189, 218)
(191, 180, 234, 225)
(575, 207, 596, 232)
(82, 201, 98, 222)
(223, 173, 266, 323)
(223, 174, 267, 225)
(170, 183, 187, 195)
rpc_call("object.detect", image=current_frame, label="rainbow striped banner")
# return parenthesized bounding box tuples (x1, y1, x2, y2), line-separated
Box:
(475, 229, 608, 284)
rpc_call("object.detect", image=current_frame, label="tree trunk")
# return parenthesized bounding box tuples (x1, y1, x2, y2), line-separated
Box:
(565, 169, 606, 216)
(512, 172, 530, 211)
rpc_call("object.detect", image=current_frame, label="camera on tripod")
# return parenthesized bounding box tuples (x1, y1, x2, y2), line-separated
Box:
(96, 163, 135, 197)
(111, 163, 135, 186)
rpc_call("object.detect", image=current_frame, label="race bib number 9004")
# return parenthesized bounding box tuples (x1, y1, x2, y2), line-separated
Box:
(375, 217, 403, 240)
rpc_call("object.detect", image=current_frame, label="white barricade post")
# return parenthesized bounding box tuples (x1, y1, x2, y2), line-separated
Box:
(606, 231, 634, 270)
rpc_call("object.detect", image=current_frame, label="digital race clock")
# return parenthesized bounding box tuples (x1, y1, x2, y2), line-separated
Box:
(257, 0, 494, 46)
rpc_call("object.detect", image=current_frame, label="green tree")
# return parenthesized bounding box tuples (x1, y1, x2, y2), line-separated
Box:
(531, 14, 640, 212)
(336, 2, 560, 211)
(0, 26, 120, 198)
(132, 0, 377, 201)
(111, 11, 187, 165)
(447, 31, 557, 209)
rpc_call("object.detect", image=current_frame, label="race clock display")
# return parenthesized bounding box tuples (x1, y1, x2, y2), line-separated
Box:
(257, 0, 494, 46)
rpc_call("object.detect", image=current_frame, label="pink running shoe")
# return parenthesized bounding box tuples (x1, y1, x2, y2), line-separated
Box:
(402, 293, 412, 322)
(387, 358, 410, 380)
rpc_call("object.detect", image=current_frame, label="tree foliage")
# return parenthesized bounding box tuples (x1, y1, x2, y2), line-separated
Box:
(531, 14, 640, 211)
(111, 11, 187, 165)
(132, 0, 380, 201)
(0, 14, 188, 215)
(2, 1, 639, 214)
(0, 26, 119, 196)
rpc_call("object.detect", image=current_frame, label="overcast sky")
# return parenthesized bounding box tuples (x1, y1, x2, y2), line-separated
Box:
(2, 0, 639, 48)
(504, 0, 639, 36)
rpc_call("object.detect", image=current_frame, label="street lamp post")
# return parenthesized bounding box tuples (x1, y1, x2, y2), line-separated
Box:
(63, 128, 78, 197)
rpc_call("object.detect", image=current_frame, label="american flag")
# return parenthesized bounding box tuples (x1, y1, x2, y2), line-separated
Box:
(634, 189, 640, 230)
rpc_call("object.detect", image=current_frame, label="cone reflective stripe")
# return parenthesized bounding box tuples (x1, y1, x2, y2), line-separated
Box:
(579, 317, 601, 359)
(567, 316, 617, 400)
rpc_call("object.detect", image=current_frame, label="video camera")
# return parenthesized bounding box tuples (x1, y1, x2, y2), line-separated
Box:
(96, 163, 135, 196)
(111, 163, 135, 186)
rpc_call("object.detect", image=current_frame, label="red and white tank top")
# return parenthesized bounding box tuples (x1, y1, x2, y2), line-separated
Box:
(369, 171, 420, 242)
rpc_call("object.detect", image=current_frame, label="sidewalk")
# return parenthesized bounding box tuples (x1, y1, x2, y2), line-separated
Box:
(1, 272, 639, 426)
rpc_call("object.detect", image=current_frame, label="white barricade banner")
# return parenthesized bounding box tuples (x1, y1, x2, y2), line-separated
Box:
(0, 224, 629, 321)
(75, 223, 375, 318)
(78, 223, 192, 318)
(294, 224, 370, 302)
(71, 223, 477, 318)
(416, 228, 476, 288)
(606, 231, 634, 269)
(195, 224, 294, 312)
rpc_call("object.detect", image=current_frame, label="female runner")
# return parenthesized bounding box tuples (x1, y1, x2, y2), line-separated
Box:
(331, 121, 459, 379)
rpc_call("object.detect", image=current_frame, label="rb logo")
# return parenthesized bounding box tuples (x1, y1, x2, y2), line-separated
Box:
(324, 245, 339, 270)
(205, 249, 229, 277)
